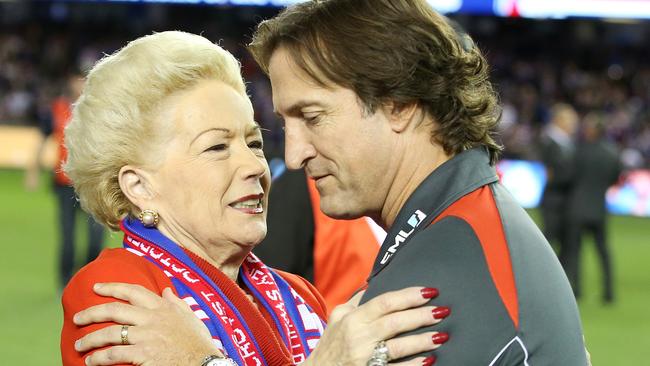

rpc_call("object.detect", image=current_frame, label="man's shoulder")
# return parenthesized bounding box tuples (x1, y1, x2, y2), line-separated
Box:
(370, 216, 493, 288)
(416, 215, 477, 248)
(365, 216, 586, 365)
(364, 216, 520, 363)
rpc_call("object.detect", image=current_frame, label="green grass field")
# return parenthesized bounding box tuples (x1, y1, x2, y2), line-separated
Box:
(1, 169, 648, 365)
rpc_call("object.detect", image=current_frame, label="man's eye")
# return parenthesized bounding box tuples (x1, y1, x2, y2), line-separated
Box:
(304, 114, 322, 124)
(248, 140, 264, 150)
(204, 144, 227, 152)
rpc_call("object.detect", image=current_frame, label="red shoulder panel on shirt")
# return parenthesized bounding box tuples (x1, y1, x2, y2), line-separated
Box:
(432, 186, 519, 329)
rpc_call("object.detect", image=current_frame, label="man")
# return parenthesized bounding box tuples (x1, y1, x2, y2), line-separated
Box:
(26, 71, 105, 289)
(539, 103, 579, 269)
(248, 0, 587, 364)
(73, 1, 588, 364)
(566, 112, 621, 302)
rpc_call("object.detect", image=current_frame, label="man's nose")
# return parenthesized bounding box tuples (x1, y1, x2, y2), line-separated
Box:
(284, 121, 316, 170)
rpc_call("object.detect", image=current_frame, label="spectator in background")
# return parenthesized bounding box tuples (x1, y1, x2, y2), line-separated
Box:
(2, 10, 650, 169)
(539, 103, 579, 271)
(25, 70, 105, 289)
(567, 112, 622, 303)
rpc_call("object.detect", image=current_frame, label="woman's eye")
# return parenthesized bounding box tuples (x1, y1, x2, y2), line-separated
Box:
(204, 144, 227, 152)
(248, 140, 264, 150)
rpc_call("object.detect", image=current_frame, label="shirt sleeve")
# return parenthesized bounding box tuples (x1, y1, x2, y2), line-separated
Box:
(489, 337, 529, 365)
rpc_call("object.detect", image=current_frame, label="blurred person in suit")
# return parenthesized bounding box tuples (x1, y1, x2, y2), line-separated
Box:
(539, 103, 579, 270)
(25, 70, 105, 289)
(566, 112, 622, 302)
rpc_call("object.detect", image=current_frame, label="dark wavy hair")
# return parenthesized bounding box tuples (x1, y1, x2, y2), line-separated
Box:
(249, 0, 502, 163)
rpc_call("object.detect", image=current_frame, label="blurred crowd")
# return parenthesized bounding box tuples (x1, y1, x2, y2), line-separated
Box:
(485, 37, 650, 169)
(1, 2, 649, 166)
(496, 60, 650, 169)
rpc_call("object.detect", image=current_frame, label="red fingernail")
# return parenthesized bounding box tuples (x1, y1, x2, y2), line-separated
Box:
(432, 332, 449, 345)
(421, 287, 439, 299)
(432, 306, 451, 319)
(422, 355, 437, 365)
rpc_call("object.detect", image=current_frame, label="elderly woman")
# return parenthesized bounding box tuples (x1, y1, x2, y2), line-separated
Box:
(61, 31, 447, 366)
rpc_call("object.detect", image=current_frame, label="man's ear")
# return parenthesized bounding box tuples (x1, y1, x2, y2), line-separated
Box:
(118, 165, 156, 211)
(385, 101, 421, 133)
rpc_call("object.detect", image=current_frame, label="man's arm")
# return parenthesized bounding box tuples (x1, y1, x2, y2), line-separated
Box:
(362, 217, 518, 364)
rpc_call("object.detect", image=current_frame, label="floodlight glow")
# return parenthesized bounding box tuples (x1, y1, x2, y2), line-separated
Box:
(496, 159, 547, 208)
(83, 0, 462, 11)
(254, 0, 463, 11)
(495, 0, 650, 19)
(607, 170, 650, 217)
(429, 0, 462, 13)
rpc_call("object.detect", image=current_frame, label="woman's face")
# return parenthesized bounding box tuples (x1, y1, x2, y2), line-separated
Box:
(147, 79, 270, 250)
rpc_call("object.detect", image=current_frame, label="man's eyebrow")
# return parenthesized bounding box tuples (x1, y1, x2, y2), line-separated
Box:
(190, 127, 230, 145)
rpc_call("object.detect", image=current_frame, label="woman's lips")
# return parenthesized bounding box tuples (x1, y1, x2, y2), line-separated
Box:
(231, 206, 264, 214)
(229, 194, 264, 214)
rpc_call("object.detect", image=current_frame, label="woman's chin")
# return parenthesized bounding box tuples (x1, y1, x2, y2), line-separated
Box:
(235, 227, 267, 249)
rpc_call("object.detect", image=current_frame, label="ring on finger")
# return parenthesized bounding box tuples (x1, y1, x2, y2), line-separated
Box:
(367, 340, 390, 366)
(120, 325, 130, 345)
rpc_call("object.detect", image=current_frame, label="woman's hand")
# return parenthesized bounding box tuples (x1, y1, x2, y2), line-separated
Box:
(73, 283, 221, 366)
(304, 287, 448, 366)
(73, 284, 449, 366)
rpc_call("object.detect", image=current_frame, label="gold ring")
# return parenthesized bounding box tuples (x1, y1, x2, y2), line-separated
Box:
(120, 325, 129, 345)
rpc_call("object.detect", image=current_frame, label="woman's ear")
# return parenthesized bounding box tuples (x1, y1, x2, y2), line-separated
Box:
(118, 165, 156, 211)
(385, 101, 421, 133)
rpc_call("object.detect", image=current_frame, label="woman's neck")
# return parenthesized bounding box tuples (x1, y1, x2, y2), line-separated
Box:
(156, 223, 249, 281)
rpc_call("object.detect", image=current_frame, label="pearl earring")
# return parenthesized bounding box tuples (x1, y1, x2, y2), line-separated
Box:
(138, 209, 159, 228)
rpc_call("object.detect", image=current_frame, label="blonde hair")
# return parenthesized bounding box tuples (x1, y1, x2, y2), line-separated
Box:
(64, 31, 246, 230)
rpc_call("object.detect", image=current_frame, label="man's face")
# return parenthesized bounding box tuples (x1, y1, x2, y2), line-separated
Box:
(268, 47, 395, 219)
(555, 108, 579, 136)
(68, 75, 85, 100)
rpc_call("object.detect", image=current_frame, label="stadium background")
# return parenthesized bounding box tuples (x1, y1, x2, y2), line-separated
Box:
(0, 0, 648, 364)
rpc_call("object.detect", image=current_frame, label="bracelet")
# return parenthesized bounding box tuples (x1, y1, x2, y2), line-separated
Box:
(201, 355, 221, 366)
(201, 355, 238, 366)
